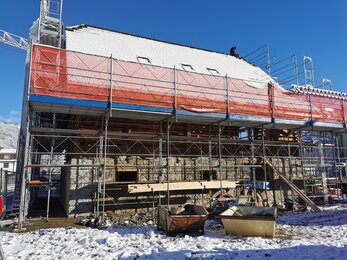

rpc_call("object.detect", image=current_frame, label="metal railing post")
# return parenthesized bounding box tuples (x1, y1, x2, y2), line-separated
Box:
(173, 66, 177, 115)
(218, 123, 223, 197)
(109, 55, 113, 117)
(102, 116, 109, 222)
(342, 100, 346, 129)
(225, 74, 230, 118)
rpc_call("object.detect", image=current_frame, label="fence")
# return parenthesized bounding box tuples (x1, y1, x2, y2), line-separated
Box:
(0, 168, 15, 216)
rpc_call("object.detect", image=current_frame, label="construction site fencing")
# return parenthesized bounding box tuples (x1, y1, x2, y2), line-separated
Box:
(0, 168, 15, 214)
(30, 44, 346, 126)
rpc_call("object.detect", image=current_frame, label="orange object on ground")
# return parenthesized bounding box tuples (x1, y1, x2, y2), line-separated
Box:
(28, 180, 49, 186)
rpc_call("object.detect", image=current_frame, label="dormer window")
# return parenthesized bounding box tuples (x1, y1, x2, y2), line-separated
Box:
(181, 63, 194, 72)
(137, 56, 151, 64)
(206, 67, 220, 75)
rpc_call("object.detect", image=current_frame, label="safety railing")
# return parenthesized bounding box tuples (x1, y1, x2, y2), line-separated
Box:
(30, 44, 346, 126)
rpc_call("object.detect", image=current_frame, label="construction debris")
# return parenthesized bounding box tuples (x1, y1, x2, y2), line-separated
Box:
(77, 210, 155, 227)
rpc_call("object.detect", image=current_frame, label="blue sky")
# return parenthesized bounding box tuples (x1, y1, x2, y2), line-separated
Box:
(0, 0, 346, 123)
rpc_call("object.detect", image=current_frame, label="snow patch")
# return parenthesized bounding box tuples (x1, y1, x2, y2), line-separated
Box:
(1, 206, 347, 259)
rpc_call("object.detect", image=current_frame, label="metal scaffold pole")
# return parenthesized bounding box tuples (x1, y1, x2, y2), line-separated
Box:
(218, 123, 223, 197)
(332, 132, 340, 201)
(294, 54, 299, 85)
(109, 54, 113, 117)
(158, 121, 163, 205)
(96, 135, 103, 217)
(318, 132, 328, 203)
(225, 74, 230, 117)
(18, 118, 32, 230)
(287, 131, 295, 210)
(166, 119, 171, 207)
(46, 141, 54, 221)
(298, 129, 307, 195)
(336, 134, 344, 201)
(261, 126, 269, 203)
(208, 126, 213, 181)
(251, 129, 257, 203)
(173, 66, 177, 113)
(102, 116, 109, 221)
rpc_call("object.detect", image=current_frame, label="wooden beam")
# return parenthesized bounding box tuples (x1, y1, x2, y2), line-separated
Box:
(127, 180, 236, 193)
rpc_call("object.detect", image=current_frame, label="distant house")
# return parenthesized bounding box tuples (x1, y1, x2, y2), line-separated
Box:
(0, 148, 17, 173)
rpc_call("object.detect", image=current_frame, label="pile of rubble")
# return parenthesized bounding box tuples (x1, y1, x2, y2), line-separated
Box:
(77, 210, 155, 228)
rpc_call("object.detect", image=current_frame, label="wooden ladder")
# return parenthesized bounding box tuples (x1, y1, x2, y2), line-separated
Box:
(253, 146, 321, 212)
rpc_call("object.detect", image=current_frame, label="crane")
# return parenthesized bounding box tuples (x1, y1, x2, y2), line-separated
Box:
(0, 29, 28, 50)
(1, 1, 63, 51)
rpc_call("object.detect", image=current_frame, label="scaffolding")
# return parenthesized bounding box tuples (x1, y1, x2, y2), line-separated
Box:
(16, 112, 347, 225)
(13, 40, 347, 229)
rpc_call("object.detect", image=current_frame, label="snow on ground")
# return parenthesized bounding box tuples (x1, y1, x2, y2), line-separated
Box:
(1, 206, 347, 259)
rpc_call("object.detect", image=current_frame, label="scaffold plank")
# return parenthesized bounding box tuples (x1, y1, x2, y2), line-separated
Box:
(127, 180, 236, 193)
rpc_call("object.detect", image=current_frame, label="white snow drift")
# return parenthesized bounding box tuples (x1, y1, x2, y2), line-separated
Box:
(1, 206, 347, 259)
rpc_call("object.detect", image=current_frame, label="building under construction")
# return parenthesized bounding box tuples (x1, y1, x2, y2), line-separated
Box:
(7, 1, 347, 227)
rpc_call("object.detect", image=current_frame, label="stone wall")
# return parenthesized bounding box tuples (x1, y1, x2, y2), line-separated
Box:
(67, 158, 96, 216)
(65, 155, 303, 215)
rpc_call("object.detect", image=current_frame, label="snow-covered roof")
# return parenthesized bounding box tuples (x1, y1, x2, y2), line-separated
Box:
(0, 122, 19, 149)
(65, 24, 273, 89)
(0, 148, 16, 154)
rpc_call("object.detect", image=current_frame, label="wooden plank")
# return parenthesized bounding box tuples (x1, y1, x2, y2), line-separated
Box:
(252, 145, 321, 212)
(127, 180, 236, 193)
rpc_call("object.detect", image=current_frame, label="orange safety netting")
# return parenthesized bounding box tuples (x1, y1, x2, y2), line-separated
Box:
(30, 44, 346, 126)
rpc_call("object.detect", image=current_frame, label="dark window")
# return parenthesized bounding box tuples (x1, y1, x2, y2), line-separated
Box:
(201, 170, 217, 181)
(115, 170, 138, 182)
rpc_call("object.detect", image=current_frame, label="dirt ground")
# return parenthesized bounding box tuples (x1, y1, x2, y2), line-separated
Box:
(24, 217, 86, 232)
(1, 217, 85, 233)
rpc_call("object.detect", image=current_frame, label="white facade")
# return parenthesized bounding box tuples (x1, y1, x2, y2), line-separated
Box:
(0, 148, 16, 173)
(65, 25, 275, 89)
